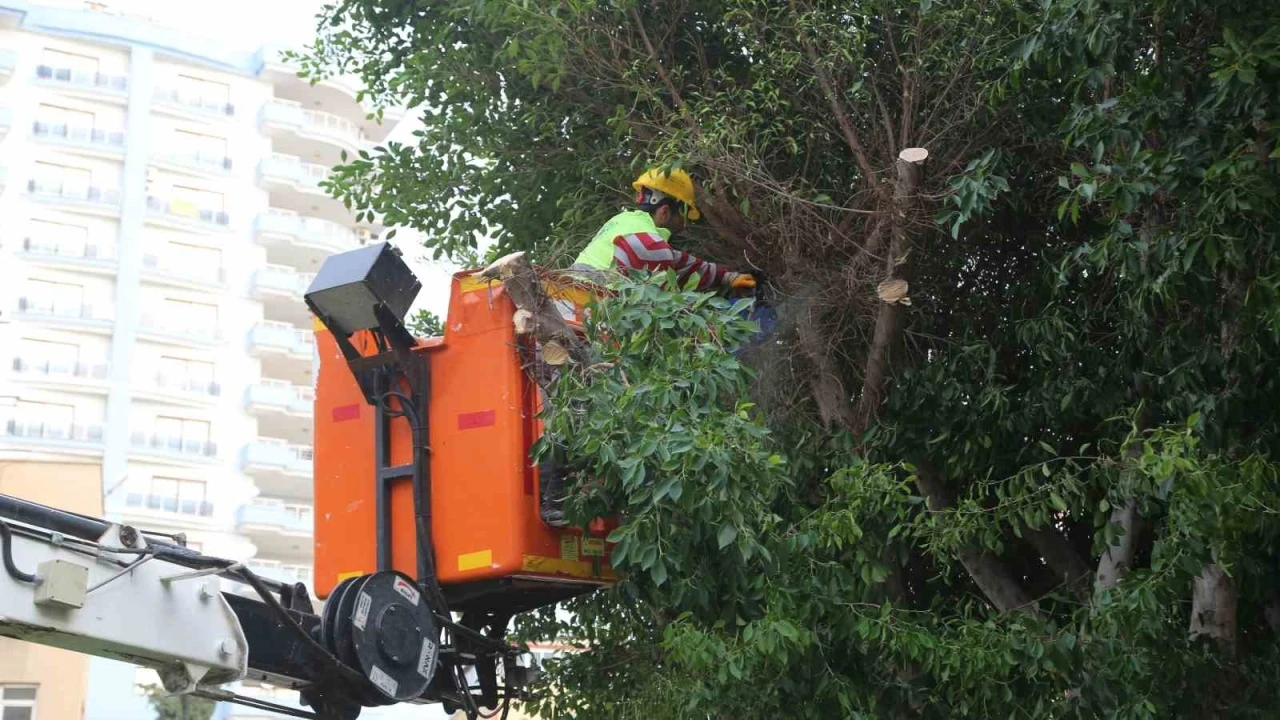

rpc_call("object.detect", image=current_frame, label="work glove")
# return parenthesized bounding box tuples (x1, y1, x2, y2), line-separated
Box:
(728, 273, 756, 290)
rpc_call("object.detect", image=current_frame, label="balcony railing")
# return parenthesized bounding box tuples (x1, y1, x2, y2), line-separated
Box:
(34, 65, 128, 95)
(152, 373, 222, 398)
(261, 99, 365, 149)
(253, 264, 313, 297)
(2, 420, 104, 443)
(17, 237, 115, 262)
(258, 153, 330, 191)
(145, 196, 230, 228)
(11, 356, 108, 381)
(129, 432, 218, 459)
(16, 297, 111, 323)
(156, 152, 232, 174)
(27, 180, 122, 210)
(236, 500, 313, 534)
(31, 122, 125, 152)
(141, 253, 227, 286)
(248, 322, 315, 357)
(138, 314, 221, 343)
(153, 86, 235, 117)
(255, 210, 362, 252)
(242, 440, 313, 476)
(245, 381, 314, 415)
(124, 492, 214, 518)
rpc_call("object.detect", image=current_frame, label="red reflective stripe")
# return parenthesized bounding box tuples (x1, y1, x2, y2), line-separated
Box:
(332, 404, 361, 422)
(458, 410, 496, 430)
(613, 235, 644, 272)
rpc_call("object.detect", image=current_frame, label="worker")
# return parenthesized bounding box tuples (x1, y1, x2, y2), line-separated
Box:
(570, 168, 756, 292)
(541, 170, 756, 527)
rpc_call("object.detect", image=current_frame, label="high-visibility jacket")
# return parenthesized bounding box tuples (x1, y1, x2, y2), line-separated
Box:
(572, 210, 729, 291)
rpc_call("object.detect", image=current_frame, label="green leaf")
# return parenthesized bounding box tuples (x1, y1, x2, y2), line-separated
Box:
(1049, 493, 1068, 513)
(717, 524, 738, 549)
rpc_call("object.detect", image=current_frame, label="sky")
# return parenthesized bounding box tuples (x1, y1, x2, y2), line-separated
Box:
(92, 0, 466, 320)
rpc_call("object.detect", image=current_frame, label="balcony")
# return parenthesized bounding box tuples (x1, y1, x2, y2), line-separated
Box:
(128, 432, 219, 464)
(14, 297, 113, 333)
(10, 356, 110, 394)
(0, 107, 10, 141)
(0, 49, 14, 85)
(262, 99, 366, 156)
(12, 237, 117, 275)
(26, 180, 122, 216)
(31, 122, 126, 158)
(248, 322, 314, 360)
(137, 314, 223, 348)
(33, 64, 128, 102)
(236, 500, 313, 558)
(245, 381, 314, 417)
(151, 151, 233, 179)
(255, 210, 364, 261)
(0, 420, 105, 455)
(145, 196, 231, 233)
(140, 252, 227, 291)
(258, 153, 330, 195)
(152, 86, 236, 121)
(134, 372, 222, 408)
(123, 492, 214, 519)
(251, 264, 312, 299)
(241, 440, 312, 498)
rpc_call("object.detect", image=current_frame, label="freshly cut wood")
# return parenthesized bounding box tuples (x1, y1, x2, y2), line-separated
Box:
(876, 279, 910, 305)
(542, 341, 570, 366)
(475, 251, 588, 364)
(899, 147, 930, 164)
(513, 309, 534, 335)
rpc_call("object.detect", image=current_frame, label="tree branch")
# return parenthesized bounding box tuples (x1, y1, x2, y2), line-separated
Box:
(801, 40, 878, 185)
(915, 465, 1035, 614)
(1189, 563, 1238, 658)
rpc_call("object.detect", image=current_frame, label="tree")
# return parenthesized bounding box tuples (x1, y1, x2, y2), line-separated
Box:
(408, 308, 444, 337)
(302, 0, 1280, 716)
(141, 685, 216, 720)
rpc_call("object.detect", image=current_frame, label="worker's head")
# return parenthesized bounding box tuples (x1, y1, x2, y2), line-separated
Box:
(633, 168, 701, 232)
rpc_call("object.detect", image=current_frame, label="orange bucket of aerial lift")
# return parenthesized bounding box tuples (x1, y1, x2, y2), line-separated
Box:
(311, 257, 614, 613)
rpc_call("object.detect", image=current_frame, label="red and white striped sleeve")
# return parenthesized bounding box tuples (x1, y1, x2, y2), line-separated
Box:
(613, 232, 676, 274)
(672, 250, 728, 291)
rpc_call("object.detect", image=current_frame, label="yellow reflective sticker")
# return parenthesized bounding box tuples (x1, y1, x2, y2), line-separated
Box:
(458, 275, 500, 293)
(521, 554, 614, 580)
(312, 316, 327, 332)
(560, 535, 580, 563)
(457, 549, 493, 572)
(336, 570, 363, 583)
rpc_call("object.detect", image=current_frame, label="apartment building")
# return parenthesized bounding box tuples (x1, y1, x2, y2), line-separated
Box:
(0, 2, 417, 718)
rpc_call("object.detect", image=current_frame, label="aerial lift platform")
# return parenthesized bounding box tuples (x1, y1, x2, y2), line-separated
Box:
(0, 243, 613, 719)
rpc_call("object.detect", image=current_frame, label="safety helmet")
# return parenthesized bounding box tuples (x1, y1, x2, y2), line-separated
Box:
(632, 167, 701, 220)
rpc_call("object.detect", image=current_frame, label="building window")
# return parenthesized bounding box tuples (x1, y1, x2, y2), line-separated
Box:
(154, 416, 210, 445)
(163, 298, 218, 331)
(27, 219, 89, 256)
(158, 355, 215, 387)
(19, 338, 80, 367)
(172, 130, 227, 161)
(42, 48, 98, 74)
(165, 242, 222, 274)
(0, 685, 37, 720)
(175, 74, 230, 105)
(171, 185, 224, 212)
(1, 401, 76, 437)
(25, 279, 85, 313)
(36, 103, 95, 129)
(148, 477, 209, 516)
(32, 161, 92, 194)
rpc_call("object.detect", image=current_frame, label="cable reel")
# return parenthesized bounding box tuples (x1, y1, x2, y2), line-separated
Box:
(321, 571, 440, 705)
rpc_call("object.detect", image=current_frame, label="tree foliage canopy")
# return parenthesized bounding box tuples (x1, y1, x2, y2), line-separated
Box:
(304, 0, 1280, 716)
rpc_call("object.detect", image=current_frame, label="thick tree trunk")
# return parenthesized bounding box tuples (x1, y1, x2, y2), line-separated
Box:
(1094, 500, 1138, 593)
(1025, 525, 1091, 600)
(1189, 563, 1238, 658)
(914, 466, 1035, 614)
(1264, 589, 1280, 634)
(852, 149, 926, 436)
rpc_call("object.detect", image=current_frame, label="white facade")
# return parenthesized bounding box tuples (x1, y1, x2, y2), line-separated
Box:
(0, 3, 429, 719)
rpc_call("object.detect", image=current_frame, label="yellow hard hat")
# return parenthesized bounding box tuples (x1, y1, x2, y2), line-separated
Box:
(633, 167, 701, 220)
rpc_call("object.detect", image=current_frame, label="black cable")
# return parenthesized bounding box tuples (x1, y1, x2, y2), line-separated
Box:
(0, 521, 37, 583)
